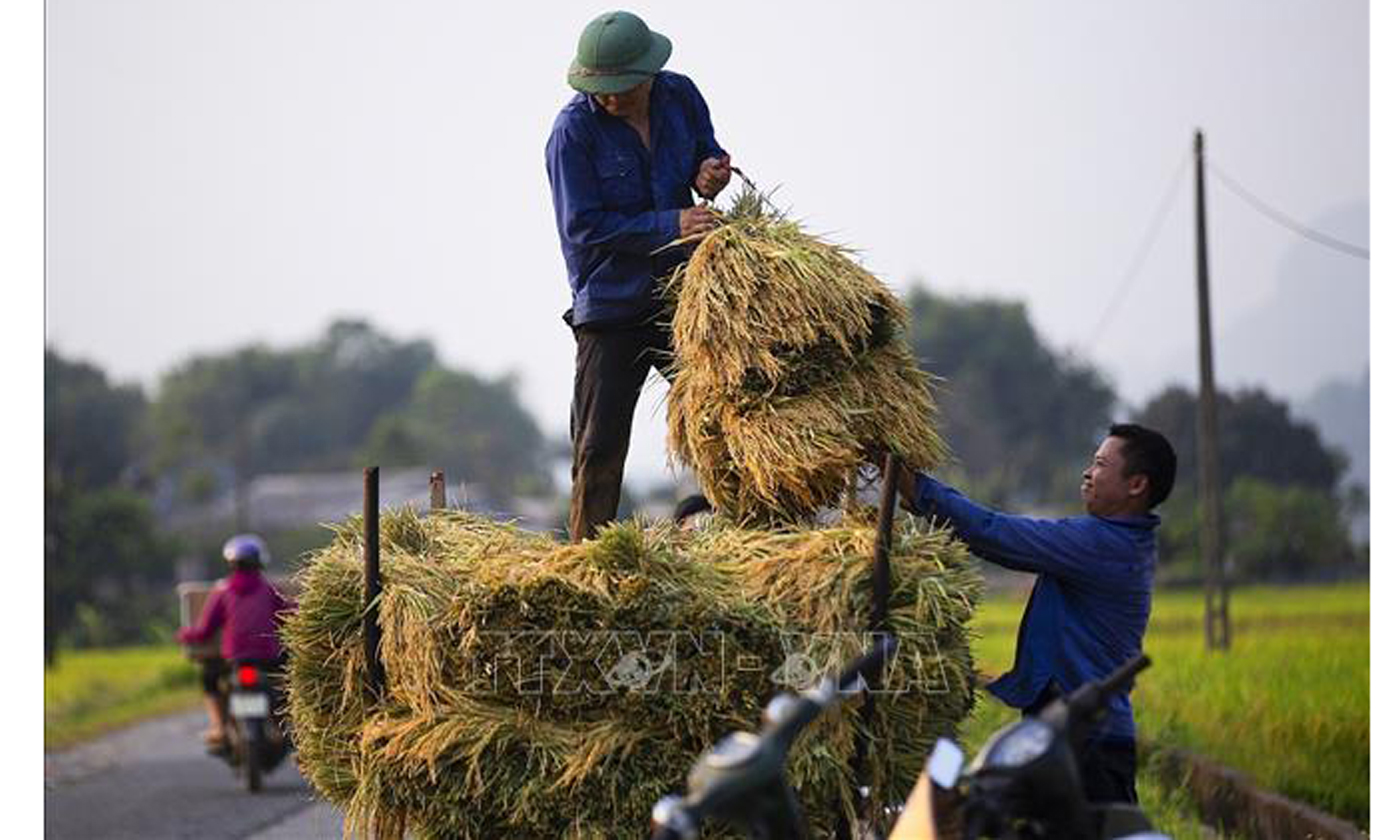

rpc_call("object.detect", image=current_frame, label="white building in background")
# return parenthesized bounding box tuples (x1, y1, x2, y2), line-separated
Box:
(164, 466, 563, 536)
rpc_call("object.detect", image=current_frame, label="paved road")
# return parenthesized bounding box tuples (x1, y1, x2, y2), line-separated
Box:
(45, 710, 344, 839)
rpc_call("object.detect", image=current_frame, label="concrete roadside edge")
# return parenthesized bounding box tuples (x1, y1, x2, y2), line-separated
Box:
(245, 799, 345, 839)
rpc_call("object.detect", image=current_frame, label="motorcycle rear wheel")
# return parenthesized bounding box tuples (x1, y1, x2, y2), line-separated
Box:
(243, 724, 264, 793)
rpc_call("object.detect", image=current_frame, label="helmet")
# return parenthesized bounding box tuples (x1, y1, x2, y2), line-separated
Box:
(567, 11, 672, 95)
(222, 534, 271, 569)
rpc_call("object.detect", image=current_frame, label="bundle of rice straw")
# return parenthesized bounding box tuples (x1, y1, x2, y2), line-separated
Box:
(284, 509, 981, 839)
(665, 187, 945, 525)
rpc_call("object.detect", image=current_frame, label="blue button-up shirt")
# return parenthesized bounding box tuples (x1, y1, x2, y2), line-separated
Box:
(911, 474, 1157, 740)
(545, 70, 726, 327)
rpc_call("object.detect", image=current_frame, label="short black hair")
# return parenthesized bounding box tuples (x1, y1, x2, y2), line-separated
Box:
(672, 493, 713, 524)
(1108, 423, 1177, 509)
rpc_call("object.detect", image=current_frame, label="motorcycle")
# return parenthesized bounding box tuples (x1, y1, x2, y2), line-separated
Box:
(649, 634, 898, 840)
(889, 653, 1167, 840)
(212, 660, 291, 793)
(649, 640, 1166, 840)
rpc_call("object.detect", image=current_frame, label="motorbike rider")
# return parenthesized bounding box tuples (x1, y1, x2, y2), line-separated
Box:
(177, 534, 295, 748)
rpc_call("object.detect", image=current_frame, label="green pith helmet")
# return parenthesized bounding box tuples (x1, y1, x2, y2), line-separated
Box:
(567, 10, 672, 95)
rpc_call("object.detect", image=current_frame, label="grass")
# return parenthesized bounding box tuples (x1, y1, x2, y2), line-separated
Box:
(45, 645, 202, 750)
(969, 581, 1369, 829)
(43, 583, 1368, 833)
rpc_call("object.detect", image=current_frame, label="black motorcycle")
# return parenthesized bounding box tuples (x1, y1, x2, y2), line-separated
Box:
(214, 660, 291, 793)
(649, 634, 897, 840)
(894, 654, 1167, 840)
(649, 641, 1166, 840)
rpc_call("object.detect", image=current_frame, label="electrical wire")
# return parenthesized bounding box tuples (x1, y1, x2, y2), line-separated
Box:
(1087, 150, 1193, 351)
(1207, 161, 1369, 260)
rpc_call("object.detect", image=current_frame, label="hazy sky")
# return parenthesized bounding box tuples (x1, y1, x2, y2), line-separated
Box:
(45, 0, 1369, 490)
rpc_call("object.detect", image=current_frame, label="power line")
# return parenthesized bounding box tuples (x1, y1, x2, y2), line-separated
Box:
(1087, 150, 1193, 351)
(1207, 161, 1369, 260)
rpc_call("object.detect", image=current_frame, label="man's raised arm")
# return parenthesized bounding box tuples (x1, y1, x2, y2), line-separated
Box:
(905, 471, 1104, 581)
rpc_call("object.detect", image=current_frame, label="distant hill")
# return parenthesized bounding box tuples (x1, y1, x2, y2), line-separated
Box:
(1297, 367, 1369, 489)
(1296, 367, 1368, 544)
(1216, 202, 1368, 400)
(1147, 201, 1368, 404)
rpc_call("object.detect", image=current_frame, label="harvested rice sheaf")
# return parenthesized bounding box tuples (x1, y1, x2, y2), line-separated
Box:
(284, 509, 981, 839)
(665, 186, 946, 525)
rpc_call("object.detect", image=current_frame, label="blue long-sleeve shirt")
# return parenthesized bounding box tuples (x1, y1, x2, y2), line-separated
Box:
(911, 474, 1157, 740)
(545, 70, 726, 327)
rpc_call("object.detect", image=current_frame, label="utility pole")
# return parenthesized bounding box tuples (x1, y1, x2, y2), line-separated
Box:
(1194, 129, 1230, 650)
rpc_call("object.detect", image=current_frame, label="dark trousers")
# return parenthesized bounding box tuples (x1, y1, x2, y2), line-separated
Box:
(569, 318, 672, 542)
(1078, 734, 1139, 804)
(1025, 683, 1139, 804)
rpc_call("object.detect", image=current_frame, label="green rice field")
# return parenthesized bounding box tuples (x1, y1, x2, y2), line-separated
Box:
(44, 583, 1368, 834)
(965, 581, 1369, 829)
(44, 645, 201, 750)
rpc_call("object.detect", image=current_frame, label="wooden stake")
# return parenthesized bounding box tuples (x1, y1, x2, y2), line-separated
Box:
(430, 470, 446, 511)
(364, 467, 386, 692)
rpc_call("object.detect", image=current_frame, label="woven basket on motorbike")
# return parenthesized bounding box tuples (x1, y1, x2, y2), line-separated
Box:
(665, 186, 945, 526)
(283, 508, 981, 839)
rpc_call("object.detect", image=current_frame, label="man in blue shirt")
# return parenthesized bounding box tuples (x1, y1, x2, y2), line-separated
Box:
(894, 423, 1177, 803)
(546, 10, 731, 542)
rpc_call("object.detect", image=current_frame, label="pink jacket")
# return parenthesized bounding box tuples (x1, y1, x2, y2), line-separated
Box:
(177, 568, 294, 661)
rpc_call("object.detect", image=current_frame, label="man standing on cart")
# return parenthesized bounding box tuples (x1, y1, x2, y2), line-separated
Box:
(546, 10, 733, 541)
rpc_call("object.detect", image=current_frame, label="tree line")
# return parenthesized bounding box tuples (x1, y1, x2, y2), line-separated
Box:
(904, 284, 1364, 583)
(45, 320, 553, 663)
(45, 298, 1365, 659)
